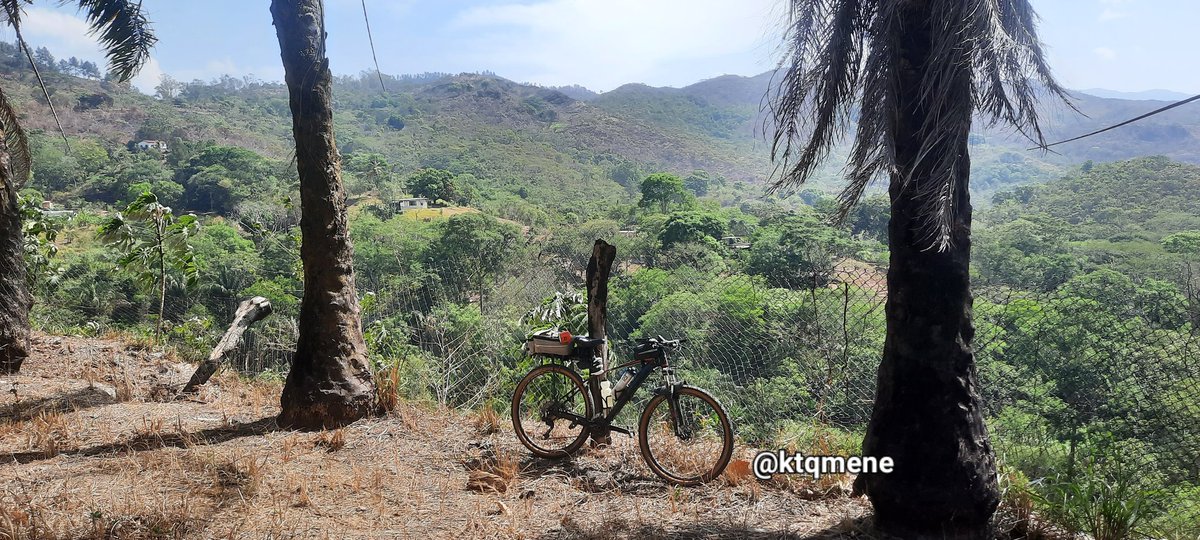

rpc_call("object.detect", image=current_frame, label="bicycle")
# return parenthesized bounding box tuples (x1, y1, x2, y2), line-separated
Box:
(511, 330, 734, 486)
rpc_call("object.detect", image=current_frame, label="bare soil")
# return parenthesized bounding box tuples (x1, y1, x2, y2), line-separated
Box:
(2, 333, 873, 539)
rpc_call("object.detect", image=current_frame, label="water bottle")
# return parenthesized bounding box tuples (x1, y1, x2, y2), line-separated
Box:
(600, 381, 614, 409)
(613, 367, 635, 397)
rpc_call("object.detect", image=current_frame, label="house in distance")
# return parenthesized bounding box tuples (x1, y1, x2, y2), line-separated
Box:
(391, 197, 429, 214)
(133, 140, 169, 152)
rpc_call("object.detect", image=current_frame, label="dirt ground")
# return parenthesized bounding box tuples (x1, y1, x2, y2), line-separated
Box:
(1, 333, 874, 539)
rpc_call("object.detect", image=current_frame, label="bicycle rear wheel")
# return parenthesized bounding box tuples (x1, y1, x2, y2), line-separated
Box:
(512, 364, 593, 458)
(637, 386, 733, 485)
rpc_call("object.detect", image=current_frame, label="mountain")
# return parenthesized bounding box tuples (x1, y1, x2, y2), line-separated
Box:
(545, 84, 598, 101)
(588, 73, 1200, 194)
(1079, 88, 1194, 101)
(5, 48, 1200, 215)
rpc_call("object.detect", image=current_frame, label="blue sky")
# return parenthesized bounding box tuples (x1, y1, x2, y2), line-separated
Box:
(2, 0, 1197, 96)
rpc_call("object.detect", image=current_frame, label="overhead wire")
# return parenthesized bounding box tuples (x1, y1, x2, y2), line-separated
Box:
(1031, 93, 1200, 151)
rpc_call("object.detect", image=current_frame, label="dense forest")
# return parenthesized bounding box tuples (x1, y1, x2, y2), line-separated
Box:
(5, 39, 1200, 537)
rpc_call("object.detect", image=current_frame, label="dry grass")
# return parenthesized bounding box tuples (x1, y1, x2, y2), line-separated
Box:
(471, 407, 501, 435)
(312, 428, 346, 452)
(26, 410, 77, 457)
(465, 449, 521, 494)
(398, 206, 479, 221)
(0, 332, 875, 538)
(374, 362, 402, 414)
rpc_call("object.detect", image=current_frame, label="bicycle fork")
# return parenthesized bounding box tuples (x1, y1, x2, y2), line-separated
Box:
(660, 380, 693, 441)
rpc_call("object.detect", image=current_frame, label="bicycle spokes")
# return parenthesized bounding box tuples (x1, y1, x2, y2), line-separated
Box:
(639, 387, 733, 485)
(513, 366, 591, 456)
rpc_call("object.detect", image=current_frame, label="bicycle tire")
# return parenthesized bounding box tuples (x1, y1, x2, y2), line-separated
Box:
(637, 385, 734, 486)
(511, 364, 593, 458)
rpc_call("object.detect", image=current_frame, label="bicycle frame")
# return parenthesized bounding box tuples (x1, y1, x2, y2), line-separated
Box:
(580, 344, 683, 435)
(596, 360, 659, 423)
(530, 338, 685, 437)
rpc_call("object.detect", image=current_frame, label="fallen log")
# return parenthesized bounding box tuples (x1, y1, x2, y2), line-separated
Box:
(181, 296, 272, 394)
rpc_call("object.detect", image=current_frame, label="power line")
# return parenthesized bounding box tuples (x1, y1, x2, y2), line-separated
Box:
(361, 0, 387, 93)
(1031, 93, 1200, 151)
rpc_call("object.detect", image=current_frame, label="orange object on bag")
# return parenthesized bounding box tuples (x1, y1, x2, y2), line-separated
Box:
(558, 330, 573, 344)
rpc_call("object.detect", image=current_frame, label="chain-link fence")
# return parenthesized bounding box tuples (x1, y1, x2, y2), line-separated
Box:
(26, 215, 1200, 535)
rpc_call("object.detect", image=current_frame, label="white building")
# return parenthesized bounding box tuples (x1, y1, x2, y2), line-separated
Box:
(393, 197, 429, 213)
(135, 140, 169, 152)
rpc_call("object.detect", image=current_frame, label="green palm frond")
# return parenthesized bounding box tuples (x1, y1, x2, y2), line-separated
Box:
(66, 0, 157, 82)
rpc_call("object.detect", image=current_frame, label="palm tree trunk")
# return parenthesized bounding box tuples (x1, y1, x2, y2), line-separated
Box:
(271, 0, 375, 429)
(0, 114, 31, 374)
(855, 3, 999, 538)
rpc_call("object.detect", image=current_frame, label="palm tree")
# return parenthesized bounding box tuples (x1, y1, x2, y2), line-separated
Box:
(0, 0, 155, 373)
(767, 1, 1068, 537)
(270, 0, 375, 429)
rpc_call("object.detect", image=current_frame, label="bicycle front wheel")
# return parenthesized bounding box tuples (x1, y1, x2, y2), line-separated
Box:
(638, 386, 734, 486)
(512, 364, 593, 458)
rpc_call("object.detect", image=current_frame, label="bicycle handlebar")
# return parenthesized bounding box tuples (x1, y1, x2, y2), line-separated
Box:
(636, 336, 686, 349)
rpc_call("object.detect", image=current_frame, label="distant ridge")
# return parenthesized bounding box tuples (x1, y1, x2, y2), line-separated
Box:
(1080, 88, 1193, 101)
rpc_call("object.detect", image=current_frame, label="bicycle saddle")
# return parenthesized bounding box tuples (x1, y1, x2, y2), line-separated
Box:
(572, 335, 605, 349)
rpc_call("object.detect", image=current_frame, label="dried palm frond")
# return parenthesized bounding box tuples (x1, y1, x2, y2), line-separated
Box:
(767, 0, 1072, 250)
(4, 0, 69, 149)
(0, 86, 31, 188)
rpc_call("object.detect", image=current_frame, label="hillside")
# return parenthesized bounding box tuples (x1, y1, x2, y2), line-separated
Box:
(5, 45, 1200, 538)
(591, 73, 1200, 194)
(0, 333, 869, 539)
(989, 156, 1200, 240)
(7, 44, 1200, 211)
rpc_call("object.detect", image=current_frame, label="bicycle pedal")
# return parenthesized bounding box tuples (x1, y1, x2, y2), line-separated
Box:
(610, 426, 633, 437)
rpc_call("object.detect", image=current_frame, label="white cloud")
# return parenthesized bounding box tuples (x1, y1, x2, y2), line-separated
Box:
(450, 0, 778, 91)
(19, 7, 106, 62)
(1093, 46, 1117, 60)
(131, 57, 166, 94)
(12, 7, 281, 94)
(1097, 0, 1133, 21)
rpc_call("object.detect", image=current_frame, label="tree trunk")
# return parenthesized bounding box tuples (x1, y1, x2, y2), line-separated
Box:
(182, 296, 272, 394)
(271, 0, 375, 430)
(854, 3, 999, 538)
(586, 239, 616, 444)
(0, 113, 31, 375)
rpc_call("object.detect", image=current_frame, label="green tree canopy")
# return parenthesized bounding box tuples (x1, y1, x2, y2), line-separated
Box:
(175, 146, 280, 214)
(409, 168, 460, 204)
(659, 210, 725, 249)
(638, 173, 692, 213)
(425, 213, 521, 307)
(747, 213, 851, 288)
(1163, 231, 1200, 256)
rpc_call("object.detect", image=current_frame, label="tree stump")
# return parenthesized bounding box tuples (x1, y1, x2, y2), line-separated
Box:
(181, 296, 272, 394)
(586, 239, 616, 445)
